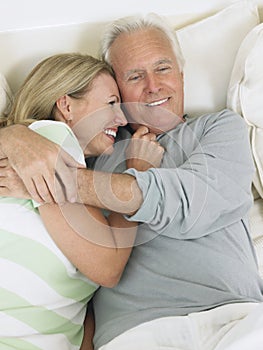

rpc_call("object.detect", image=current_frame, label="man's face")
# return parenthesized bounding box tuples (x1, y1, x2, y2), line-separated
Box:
(109, 28, 184, 133)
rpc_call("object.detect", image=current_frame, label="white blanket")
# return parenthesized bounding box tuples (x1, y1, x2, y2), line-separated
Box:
(99, 303, 263, 350)
(215, 303, 263, 350)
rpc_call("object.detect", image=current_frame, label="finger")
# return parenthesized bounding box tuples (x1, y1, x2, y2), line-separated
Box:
(155, 145, 165, 156)
(53, 175, 67, 205)
(0, 158, 9, 167)
(0, 167, 15, 178)
(0, 177, 7, 186)
(54, 160, 78, 203)
(132, 125, 149, 138)
(24, 176, 50, 204)
(25, 151, 81, 204)
(28, 173, 64, 205)
(57, 149, 85, 202)
(0, 169, 7, 177)
(144, 133, 156, 141)
(36, 171, 68, 205)
(131, 133, 156, 143)
(61, 149, 86, 169)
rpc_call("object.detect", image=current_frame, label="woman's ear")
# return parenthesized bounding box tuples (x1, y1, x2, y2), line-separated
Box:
(55, 95, 73, 123)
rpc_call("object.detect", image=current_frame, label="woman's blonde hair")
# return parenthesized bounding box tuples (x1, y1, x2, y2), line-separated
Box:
(1, 53, 113, 127)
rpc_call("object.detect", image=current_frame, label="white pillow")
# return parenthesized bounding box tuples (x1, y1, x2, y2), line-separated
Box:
(249, 197, 263, 278)
(227, 23, 263, 277)
(175, 1, 259, 117)
(227, 23, 263, 198)
(0, 73, 13, 117)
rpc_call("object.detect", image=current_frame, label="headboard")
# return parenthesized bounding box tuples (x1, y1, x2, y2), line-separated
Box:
(1, 0, 263, 275)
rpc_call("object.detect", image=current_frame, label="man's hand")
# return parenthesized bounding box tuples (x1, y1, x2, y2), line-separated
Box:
(0, 124, 85, 203)
(126, 125, 165, 171)
(0, 158, 30, 198)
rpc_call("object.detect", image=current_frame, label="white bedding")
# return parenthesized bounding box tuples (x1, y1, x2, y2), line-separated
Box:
(215, 303, 263, 350)
(0, 1, 263, 349)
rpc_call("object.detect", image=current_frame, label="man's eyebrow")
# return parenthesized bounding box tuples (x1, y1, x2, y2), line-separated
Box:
(153, 58, 173, 66)
(123, 59, 173, 79)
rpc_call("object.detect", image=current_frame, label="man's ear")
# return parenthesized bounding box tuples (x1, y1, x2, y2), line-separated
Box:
(55, 95, 72, 123)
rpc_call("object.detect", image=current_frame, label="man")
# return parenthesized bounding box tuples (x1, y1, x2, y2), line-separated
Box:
(1, 13, 263, 350)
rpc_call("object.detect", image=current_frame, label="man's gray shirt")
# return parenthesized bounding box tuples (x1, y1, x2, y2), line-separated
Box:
(91, 109, 263, 349)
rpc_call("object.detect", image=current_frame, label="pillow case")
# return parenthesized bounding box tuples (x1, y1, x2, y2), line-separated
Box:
(175, 1, 259, 117)
(249, 196, 263, 278)
(227, 23, 263, 278)
(227, 23, 263, 198)
(0, 73, 13, 117)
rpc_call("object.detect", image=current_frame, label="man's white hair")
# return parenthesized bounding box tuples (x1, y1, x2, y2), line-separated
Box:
(100, 13, 185, 72)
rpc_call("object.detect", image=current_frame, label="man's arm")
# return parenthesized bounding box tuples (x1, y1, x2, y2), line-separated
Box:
(0, 150, 142, 215)
(77, 169, 143, 215)
(118, 110, 255, 238)
(0, 124, 85, 203)
(0, 125, 161, 215)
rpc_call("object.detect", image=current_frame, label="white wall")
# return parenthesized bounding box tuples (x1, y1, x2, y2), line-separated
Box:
(1, 0, 260, 31)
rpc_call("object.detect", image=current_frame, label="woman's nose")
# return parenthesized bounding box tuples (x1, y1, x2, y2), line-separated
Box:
(114, 105, 127, 126)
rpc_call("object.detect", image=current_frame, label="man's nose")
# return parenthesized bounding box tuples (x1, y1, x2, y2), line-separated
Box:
(145, 74, 161, 94)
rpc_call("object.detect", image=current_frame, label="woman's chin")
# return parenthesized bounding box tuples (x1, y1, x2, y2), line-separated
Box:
(102, 145, 115, 155)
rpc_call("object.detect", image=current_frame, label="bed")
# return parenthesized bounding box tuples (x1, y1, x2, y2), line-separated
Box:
(0, 0, 263, 348)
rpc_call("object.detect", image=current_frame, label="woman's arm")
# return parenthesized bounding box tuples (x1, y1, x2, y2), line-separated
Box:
(39, 201, 137, 287)
(80, 302, 95, 350)
(39, 126, 164, 286)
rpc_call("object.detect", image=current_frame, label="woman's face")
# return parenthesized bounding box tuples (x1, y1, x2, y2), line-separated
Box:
(66, 73, 127, 157)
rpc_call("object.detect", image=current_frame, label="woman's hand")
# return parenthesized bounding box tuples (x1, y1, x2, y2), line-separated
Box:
(126, 125, 164, 171)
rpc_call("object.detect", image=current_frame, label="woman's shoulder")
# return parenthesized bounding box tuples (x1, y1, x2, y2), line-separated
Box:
(29, 120, 85, 165)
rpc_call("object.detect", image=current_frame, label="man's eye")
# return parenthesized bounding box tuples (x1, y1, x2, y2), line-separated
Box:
(109, 100, 116, 106)
(158, 66, 170, 72)
(128, 74, 142, 82)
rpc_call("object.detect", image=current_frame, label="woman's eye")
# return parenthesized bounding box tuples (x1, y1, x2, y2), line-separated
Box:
(109, 100, 116, 106)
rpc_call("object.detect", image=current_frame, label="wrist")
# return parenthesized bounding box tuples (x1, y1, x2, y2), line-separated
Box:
(0, 124, 26, 157)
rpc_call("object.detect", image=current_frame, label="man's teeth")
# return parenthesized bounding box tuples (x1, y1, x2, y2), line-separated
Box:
(147, 98, 168, 107)
(104, 129, 116, 138)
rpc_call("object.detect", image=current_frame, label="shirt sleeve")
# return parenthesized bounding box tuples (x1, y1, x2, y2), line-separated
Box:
(29, 120, 85, 165)
(124, 110, 255, 239)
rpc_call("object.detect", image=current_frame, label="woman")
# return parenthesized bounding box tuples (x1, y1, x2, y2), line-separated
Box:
(0, 53, 164, 350)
